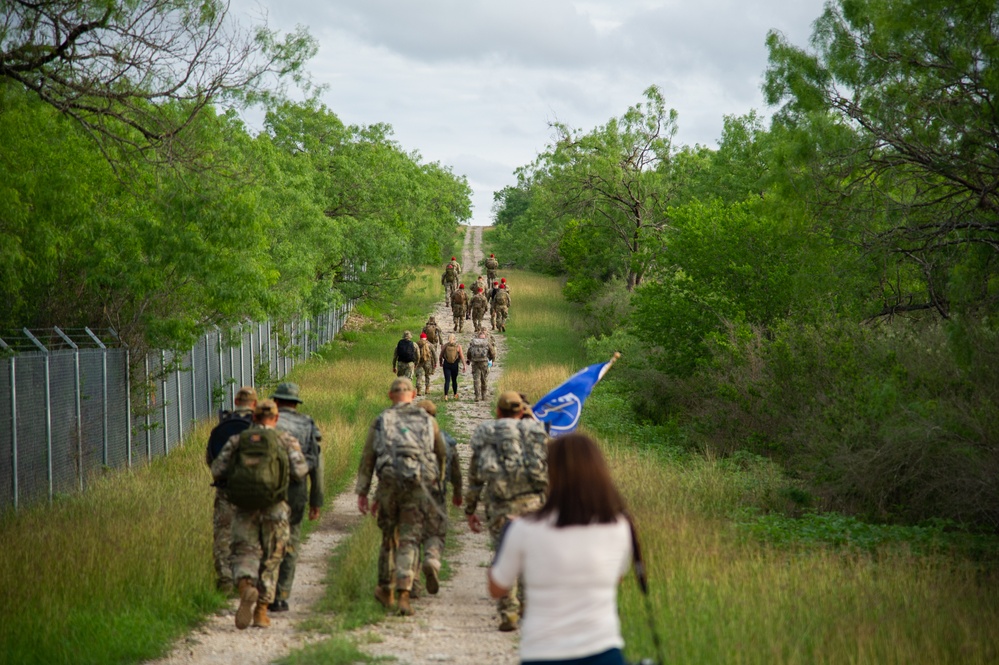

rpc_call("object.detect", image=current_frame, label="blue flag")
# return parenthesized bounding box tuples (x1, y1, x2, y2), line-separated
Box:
(532, 360, 614, 435)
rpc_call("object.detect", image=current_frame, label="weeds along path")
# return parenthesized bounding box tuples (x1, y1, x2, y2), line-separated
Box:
(146, 489, 362, 665)
(353, 225, 519, 664)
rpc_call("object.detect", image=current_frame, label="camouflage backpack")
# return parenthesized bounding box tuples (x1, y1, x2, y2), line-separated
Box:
(225, 427, 290, 510)
(417, 339, 433, 364)
(373, 404, 437, 489)
(467, 337, 490, 362)
(475, 419, 548, 502)
(423, 321, 438, 342)
(495, 290, 511, 307)
(445, 264, 457, 282)
(485, 257, 499, 270)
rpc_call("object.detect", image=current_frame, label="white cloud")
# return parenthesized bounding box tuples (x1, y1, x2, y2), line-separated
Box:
(230, 0, 827, 224)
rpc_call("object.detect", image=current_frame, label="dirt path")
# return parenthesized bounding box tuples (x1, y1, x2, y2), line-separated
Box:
(148, 226, 516, 665)
(352, 225, 518, 664)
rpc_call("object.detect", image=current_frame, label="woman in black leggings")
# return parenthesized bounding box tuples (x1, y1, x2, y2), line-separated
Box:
(438, 334, 466, 401)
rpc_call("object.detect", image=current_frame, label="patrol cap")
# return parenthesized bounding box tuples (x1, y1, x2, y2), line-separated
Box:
(403, 330, 412, 339)
(234, 386, 258, 403)
(271, 382, 303, 404)
(254, 399, 279, 420)
(497, 391, 524, 414)
(417, 399, 437, 417)
(390, 377, 415, 393)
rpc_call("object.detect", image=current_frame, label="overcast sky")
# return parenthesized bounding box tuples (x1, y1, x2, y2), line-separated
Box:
(230, 0, 827, 225)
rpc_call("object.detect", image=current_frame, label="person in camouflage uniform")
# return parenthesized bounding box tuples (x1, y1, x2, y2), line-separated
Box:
(206, 386, 257, 593)
(470, 287, 489, 332)
(356, 377, 447, 616)
(269, 382, 324, 612)
(393, 330, 418, 378)
(466, 329, 495, 402)
(421, 315, 444, 360)
(466, 391, 550, 632)
(489, 281, 501, 330)
(442, 263, 458, 301)
(416, 399, 462, 592)
(450, 284, 468, 332)
(414, 333, 436, 396)
(494, 283, 512, 332)
(485, 253, 499, 283)
(211, 400, 309, 630)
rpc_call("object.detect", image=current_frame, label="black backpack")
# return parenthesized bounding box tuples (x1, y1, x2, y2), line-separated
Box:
(207, 412, 252, 466)
(396, 339, 417, 363)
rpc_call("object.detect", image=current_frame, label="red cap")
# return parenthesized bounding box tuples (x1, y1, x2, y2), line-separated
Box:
(500, 284, 506, 288)
(493, 281, 498, 285)
(501, 278, 506, 283)
(451, 256, 456, 260)
(490, 253, 494, 257)
(420, 333, 427, 339)
(459, 284, 464, 288)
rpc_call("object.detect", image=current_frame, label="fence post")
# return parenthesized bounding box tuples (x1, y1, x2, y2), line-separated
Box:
(228, 333, 236, 410)
(160, 351, 169, 453)
(144, 354, 151, 461)
(216, 328, 224, 418)
(175, 351, 183, 441)
(85, 328, 109, 467)
(55, 328, 83, 491)
(2, 340, 18, 510)
(190, 343, 197, 427)
(125, 345, 132, 469)
(238, 324, 245, 389)
(248, 325, 255, 388)
(22, 329, 52, 502)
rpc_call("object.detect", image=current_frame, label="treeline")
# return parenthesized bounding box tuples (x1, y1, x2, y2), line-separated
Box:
(492, 0, 999, 530)
(0, 1, 471, 353)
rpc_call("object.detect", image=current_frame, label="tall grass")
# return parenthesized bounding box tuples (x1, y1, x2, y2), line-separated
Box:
(490, 260, 999, 664)
(0, 269, 442, 665)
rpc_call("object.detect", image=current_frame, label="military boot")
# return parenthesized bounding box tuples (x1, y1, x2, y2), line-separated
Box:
(422, 558, 440, 595)
(252, 602, 270, 628)
(235, 578, 258, 630)
(498, 611, 519, 632)
(397, 590, 414, 616)
(374, 585, 395, 609)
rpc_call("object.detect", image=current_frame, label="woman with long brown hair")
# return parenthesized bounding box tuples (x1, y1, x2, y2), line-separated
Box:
(489, 433, 632, 665)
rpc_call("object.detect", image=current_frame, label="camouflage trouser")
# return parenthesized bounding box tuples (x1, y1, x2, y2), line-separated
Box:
(231, 501, 291, 604)
(395, 362, 415, 379)
(414, 361, 434, 395)
(471, 361, 489, 400)
(445, 280, 456, 300)
(487, 269, 497, 283)
(471, 308, 486, 332)
(275, 519, 302, 602)
(451, 305, 466, 332)
(487, 493, 545, 618)
(495, 306, 509, 331)
(490, 307, 496, 330)
(376, 483, 427, 591)
(212, 489, 235, 588)
(423, 489, 447, 563)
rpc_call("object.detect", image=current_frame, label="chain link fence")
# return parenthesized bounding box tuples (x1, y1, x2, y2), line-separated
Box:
(0, 303, 355, 511)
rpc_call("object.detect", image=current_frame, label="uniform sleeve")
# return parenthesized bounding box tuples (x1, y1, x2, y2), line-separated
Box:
(490, 519, 525, 589)
(464, 426, 486, 514)
(449, 445, 463, 497)
(210, 434, 240, 480)
(355, 421, 378, 496)
(432, 422, 446, 481)
(282, 433, 309, 481)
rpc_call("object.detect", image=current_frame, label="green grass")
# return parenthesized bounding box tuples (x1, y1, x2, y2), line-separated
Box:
(0, 268, 443, 665)
(484, 239, 999, 665)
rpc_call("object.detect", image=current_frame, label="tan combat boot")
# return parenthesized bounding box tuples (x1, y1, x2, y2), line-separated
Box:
(252, 602, 270, 628)
(235, 578, 258, 630)
(422, 558, 440, 595)
(397, 590, 414, 616)
(374, 585, 395, 609)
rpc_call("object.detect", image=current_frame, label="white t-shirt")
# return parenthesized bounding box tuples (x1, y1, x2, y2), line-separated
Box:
(490, 512, 632, 661)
